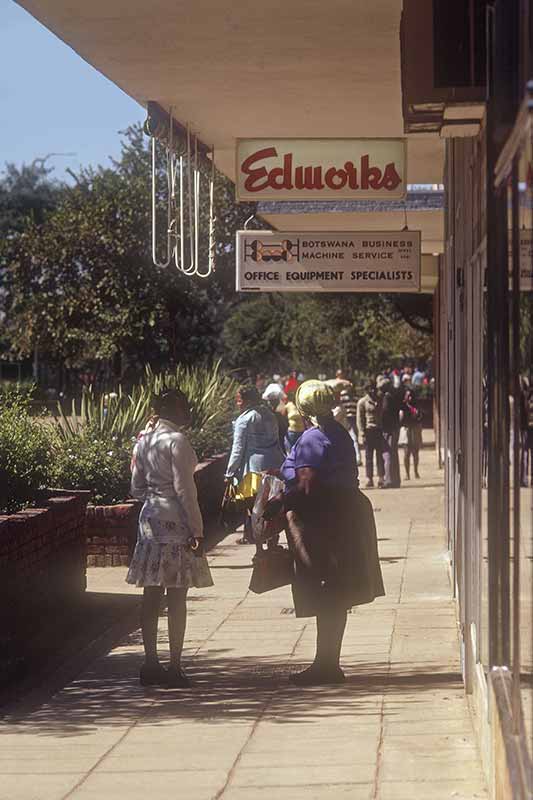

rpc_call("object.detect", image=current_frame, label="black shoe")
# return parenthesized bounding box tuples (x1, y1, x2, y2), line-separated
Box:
(236, 536, 253, 545)
(165, 666, 192, 689)
(139, 662, 167, 686)
(289, 665, 346, 686)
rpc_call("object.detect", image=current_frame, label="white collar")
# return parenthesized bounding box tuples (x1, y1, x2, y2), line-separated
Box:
(157, 417, 181, 433)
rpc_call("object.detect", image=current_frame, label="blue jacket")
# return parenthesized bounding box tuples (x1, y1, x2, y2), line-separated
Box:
(225, 405, 284, 481)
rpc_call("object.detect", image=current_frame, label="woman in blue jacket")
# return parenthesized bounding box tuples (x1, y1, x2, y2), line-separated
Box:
(225, 384, 284, 544)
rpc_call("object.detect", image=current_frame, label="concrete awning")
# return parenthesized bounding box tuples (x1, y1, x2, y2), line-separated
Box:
(17, 0, 445, 258)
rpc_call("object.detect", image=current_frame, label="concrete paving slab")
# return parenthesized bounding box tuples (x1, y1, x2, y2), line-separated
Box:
(0, 446, 489, 800)
(378, 780, 488, 799)
(0, 774, 83, 800)
(222, 786, 374, 800)
(229, 763, 375, 787)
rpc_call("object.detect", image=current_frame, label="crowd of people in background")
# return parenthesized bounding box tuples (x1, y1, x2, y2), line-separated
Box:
(247, 364, 430, 491)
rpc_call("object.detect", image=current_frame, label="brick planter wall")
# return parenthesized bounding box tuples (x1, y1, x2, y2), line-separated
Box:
(86, 452, 228, 567)
(0, 494, 89, 686)
(86, 502, 139, 567)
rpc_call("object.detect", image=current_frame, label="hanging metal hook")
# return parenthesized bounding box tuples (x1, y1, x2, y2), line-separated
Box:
(148, 107, 217, 278)
(196, 145, 216, 278)
(181, 125, 197, 275)
(150, 115, 172, 268)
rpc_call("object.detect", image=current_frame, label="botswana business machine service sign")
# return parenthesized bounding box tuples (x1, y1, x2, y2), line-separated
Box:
(236, 231, 421, 293)
(236, 138, 407, 201)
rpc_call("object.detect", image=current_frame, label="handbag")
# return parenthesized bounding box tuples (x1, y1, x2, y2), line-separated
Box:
(249, 541, 294, 594)
(219, 482, 247, 530)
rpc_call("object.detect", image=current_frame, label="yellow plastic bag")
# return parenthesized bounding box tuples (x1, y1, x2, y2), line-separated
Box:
(234, 472, 262, 502)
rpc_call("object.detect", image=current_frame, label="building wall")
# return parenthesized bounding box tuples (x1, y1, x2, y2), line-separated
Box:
(440, 17, 533, 789)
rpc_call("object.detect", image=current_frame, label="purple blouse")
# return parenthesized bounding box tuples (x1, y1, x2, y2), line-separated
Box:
(281, 420, 358, 489)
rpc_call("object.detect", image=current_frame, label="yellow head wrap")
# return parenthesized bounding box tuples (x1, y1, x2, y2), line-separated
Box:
(295, 379, 336, 423)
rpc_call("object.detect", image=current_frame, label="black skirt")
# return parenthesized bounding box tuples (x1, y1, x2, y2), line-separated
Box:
(285, 486, 385, 618)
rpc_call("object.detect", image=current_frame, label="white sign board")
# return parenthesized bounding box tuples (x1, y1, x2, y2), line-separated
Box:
(235, 139, 407, 201)
(518, 229, 533, 290)
(236, 231, 421, 293)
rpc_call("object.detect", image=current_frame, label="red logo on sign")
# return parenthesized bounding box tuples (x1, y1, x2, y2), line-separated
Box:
(240, 147, 402, 194)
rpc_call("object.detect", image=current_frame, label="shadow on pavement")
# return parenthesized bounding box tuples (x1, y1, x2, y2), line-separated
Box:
(2, 635, 463, 737)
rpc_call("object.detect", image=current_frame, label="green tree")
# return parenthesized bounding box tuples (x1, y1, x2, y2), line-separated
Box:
(221, 295, 289, 371)
(0, 125, 261, 379)
(222, 292, 433, 377)
(0, 159, 62, 236)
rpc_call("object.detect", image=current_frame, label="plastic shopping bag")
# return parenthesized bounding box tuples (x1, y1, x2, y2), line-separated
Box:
(251, 474, 286, 542)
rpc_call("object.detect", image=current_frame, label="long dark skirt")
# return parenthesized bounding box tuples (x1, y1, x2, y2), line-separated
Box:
(285, 487, 385, 618)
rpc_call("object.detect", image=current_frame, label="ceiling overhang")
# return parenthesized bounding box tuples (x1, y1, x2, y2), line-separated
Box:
(17, 0, 446, 269)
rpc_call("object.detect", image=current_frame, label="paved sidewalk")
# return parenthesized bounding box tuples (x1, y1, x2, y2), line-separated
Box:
(1, 447, 488, 800)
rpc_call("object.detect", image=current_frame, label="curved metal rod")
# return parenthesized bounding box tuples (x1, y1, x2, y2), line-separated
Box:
(196, 146, 216, 278)
(170, 150, 185, 270)
(151, 135, 172, 267)
(194, 135, 200, 273)
(182, 126, 197, 275)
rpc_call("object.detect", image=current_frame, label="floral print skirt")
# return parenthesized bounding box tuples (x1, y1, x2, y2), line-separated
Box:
(126, 539, 214, 589)
(126, 502, 214, 589)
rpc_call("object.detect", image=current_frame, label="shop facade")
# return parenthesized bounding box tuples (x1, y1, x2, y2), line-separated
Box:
(424, 2, 533, 795)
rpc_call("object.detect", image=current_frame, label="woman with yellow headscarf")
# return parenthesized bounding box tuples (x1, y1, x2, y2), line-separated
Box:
(272, 379, 385, 686)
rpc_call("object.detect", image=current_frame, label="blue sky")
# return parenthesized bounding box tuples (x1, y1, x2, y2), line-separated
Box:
(1, 2, 142, 180)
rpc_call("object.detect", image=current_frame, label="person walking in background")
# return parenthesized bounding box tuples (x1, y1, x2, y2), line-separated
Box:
(255, 373, 267, 395)
(284, 370, 300, 396)
(357, 384, 384, 489)
(340, 387, 362, 466)
(127, 390, 213, 688)
(263, 375, 285, 401)
(520, 375, 533, 486)
(284, 389, 305, 452)
(225, 385, 284, 545)
(263, 384, 289, 454)
(379, 377, 402, 489)
(399, 388, 423, 480)
(412, 364, 426, 387)
(268, 380, 383, 686)
(391, 367, 402, 389)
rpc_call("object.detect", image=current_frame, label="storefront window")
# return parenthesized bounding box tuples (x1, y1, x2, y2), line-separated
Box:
(507, 131, 533, 752)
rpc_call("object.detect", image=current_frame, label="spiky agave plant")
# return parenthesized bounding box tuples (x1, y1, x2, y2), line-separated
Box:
(141, 360, 237, 430)
(54, 361, 237, 442)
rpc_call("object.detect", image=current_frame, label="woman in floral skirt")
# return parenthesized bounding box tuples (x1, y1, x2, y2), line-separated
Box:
(127, 389, 213, 688)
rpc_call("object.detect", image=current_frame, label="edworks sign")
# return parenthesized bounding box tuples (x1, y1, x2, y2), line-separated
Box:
(236, 231, 421, 293)
(235, 139, 407, 201)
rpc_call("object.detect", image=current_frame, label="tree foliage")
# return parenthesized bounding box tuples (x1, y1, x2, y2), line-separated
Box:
(222, 292, 433, 376)
(0, 124, 433, 382)
(0, 159, 62, 237)
(0, 125, 259, 375)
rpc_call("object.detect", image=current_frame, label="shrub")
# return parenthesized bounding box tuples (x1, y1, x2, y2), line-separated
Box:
(189, 418, 233, 463)
(50, 426, 132, 506)
(0, 380, 35, 410)
(0, 397, 54, 514)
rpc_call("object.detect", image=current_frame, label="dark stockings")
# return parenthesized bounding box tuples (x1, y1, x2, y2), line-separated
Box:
(167, 587, 188, 667)
(141, 586, 188, 667)
(315, 607, 348, 670)
(404, 447, 420, 479)
(142, 586, 164, 666)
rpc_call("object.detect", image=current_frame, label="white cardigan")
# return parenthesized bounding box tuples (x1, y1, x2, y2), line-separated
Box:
(131, 418, 203, 543)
